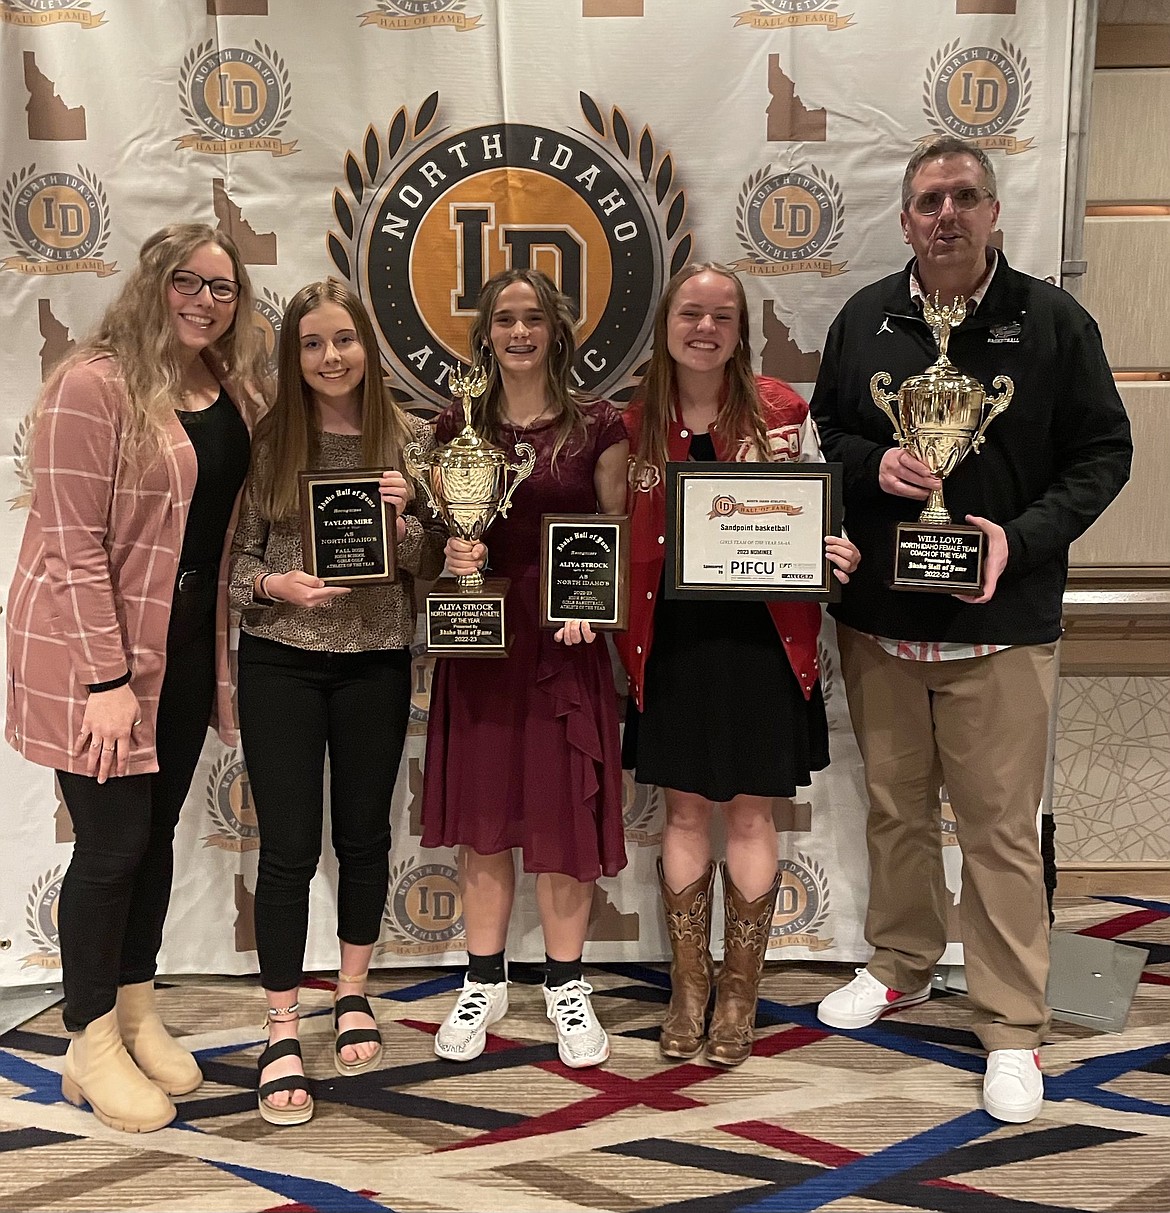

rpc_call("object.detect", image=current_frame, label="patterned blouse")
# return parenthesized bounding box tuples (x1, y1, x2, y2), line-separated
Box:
(229, 415, 445, 653)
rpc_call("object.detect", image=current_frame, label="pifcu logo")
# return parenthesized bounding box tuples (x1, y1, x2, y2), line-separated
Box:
(177, 40, 298, 158)
(2, 164, 117, 277)
(732, 165, 847, 278)
(922, 40, 1033, 155)
(327, 90, 692, 410)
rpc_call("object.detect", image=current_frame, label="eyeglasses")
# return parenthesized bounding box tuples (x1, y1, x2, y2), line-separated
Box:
(170, 269, 239, 303)
(909, 187, 994, 216)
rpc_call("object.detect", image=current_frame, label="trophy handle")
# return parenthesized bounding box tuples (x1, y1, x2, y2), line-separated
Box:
(402, 439, 442, 519)
(496, 441, 537, 519)
(869, 372, 904, 443)
(970, 375, 1014, 453)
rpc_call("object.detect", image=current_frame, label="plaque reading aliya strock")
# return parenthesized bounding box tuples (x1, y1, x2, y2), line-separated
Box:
(539, 514, 629, 630)
(298, 468, 396, 587)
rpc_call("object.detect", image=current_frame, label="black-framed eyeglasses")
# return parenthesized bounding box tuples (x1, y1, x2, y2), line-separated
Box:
(909, 187, 994, 216)
(170, 269, 239, 303)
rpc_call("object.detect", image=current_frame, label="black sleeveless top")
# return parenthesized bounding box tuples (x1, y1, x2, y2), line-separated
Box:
(175, 388, 250, 568)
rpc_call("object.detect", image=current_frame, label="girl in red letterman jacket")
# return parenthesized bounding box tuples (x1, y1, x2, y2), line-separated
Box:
(616, 263, 858, 1068)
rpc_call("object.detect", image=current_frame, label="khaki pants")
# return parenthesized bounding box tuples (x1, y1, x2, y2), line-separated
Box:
(837, 624, 1056, 1051)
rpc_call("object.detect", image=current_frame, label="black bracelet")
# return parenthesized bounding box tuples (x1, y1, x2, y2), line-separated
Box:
(87, 671, 131, 693)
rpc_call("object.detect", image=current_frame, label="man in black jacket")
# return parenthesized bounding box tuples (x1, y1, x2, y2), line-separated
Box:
(811, 136, 1132, 1123)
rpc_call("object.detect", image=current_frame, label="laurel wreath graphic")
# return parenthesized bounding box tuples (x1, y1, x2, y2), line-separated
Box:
(328, 91, 440, 285)
(178, 40, 215, 133)
(577, 90, 693, 280)
(25, 866, 63, 951)
(178, 40, 292, 138)
(623, 780, 663, 835)
(327, 91, 441, 403)
(6, 1, 95, 9)
(78, 163, 111, 257)
(1, 163, 35, 254)
(9, 412, 34, 511)
(783, 852, 831, 937)
(922, 38, 1031, 137)
(735, 163, 844, 262)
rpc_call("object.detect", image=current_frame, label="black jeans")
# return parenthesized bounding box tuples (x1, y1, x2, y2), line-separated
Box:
(56, 582, 217, 1033)
(237, 632, 411, 992)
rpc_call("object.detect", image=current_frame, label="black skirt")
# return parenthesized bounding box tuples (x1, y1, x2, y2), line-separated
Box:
(622, 591, 829, 802)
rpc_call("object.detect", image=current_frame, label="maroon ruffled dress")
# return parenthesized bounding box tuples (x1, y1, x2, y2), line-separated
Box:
(421, 399, 628, 881)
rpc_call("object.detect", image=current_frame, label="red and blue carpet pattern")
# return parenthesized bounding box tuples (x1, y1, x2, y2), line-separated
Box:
(0, 895, 1168, 1212)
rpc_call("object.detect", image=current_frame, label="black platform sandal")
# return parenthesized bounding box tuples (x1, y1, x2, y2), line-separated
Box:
(257, 1006, 313, 1126)
(334, 974, 383, 1077)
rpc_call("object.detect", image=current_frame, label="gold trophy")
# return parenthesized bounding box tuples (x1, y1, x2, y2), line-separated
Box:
(869, 294, 1013, 592)
(404, 365, 536, 654)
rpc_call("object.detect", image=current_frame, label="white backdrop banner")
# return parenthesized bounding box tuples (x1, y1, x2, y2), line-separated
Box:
(0, 0, 1073, 983)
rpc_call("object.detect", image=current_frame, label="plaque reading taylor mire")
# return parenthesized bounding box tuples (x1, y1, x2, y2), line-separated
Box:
(664, 462, 841, 602)
(539, 514, 629, 630)
(298, 468, 395, 587)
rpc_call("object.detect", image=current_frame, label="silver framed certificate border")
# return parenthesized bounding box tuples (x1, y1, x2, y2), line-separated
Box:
(664, 461, 842, 602)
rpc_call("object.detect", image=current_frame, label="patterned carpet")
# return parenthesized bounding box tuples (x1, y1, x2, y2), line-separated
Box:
(1, 896, 1168, 1213)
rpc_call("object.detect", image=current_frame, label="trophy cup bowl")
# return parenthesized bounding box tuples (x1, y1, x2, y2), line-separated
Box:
(403, 365, 536, 653)
(868, 294, 1013, 592)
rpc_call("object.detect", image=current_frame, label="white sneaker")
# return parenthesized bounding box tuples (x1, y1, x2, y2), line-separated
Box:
(816, 968, 932, 1029)
(543, 979, 610, 1068)
(983, 1048, 1044, 1123)
(434, 977, 508, 1061)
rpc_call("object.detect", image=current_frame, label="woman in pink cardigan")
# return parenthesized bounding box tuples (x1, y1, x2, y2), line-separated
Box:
(6, 224, 268, 1133)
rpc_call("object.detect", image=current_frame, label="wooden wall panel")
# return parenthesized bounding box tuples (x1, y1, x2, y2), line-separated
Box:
(1080, 218, 1170, 366)
(1070, 384, 1170, 568)
(1087, 70, 1170, 201)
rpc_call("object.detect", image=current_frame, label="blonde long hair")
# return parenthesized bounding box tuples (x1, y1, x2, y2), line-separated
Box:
(250, 278, 413, 521)
(467, 268, 588, 468)
(630, 262, 768, 480)
(37, 223, 269, 470)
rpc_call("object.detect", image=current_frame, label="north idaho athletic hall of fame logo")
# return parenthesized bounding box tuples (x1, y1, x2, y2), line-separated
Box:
(201, 752, 259, 852)
(327, 91, 692, 410)
(922, 39, 1033, 155)
(732, 164, 848, 279)
(768, 854, 834, 952)
(358, 0, 482, 31)
(2, 163, 117, 277)
(22, 866, 64, 969)
(177, 40, 298, 158)
(251, 286, 289, 371)
(1, 0, 105, 27)
(379, 856, 464, 956)
(733, 1, 854, 31)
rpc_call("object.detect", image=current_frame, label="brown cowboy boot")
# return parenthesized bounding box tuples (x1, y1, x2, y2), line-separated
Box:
(658, 859, 715, 1059)
(706, 864, 780, 1067)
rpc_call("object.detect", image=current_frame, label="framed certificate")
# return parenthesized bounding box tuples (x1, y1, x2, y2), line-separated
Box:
(539, 514, 630, 630)
(664, 462, 841, 602)
(298, 468, 396, 587)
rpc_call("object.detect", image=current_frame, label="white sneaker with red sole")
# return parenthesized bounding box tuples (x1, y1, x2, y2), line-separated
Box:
(816, 968, 932, 1029)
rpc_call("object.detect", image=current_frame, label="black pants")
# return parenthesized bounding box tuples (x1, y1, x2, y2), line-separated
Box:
(56, 583, 217, 1033)
(237, 632, 411, 992)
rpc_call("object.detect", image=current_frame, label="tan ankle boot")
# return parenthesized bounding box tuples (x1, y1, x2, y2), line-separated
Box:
(658, 860, 715, 1060)
(116, 981, 202, 1096)
(62, 1009, 176, 1132)
(706, 865, 780, 1067)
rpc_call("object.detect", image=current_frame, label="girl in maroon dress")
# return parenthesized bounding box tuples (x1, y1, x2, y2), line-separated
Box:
(422, 269, 628, 1069)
